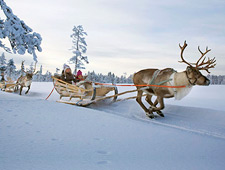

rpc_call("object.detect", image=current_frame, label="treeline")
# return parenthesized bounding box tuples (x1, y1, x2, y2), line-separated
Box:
(86, 71, 133, 84)
(38, 73, 225, 85)
(1, 53, 225, 84)
(207, 75, 225, 85)
(0, 53, 53, 82)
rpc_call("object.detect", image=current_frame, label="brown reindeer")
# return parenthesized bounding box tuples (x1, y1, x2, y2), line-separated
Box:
(133, 41, 216, 118)
(16, 61, 38, 95)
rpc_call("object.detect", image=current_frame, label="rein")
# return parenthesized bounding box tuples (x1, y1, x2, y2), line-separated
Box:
(94, 83, 186, 88)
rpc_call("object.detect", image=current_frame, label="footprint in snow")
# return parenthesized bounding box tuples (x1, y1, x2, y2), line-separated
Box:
(25, 122, 32, 126)
(97, 160, 111, 165)
(96, 150, 111, 155)
(94, 138, 104, 141)
(51, 138, 58, 141)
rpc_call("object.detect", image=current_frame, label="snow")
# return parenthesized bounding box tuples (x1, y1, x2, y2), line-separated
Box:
(1, 82, 225, 170)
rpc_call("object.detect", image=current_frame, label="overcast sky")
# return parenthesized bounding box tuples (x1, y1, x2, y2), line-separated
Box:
(1, 0, 225, 76)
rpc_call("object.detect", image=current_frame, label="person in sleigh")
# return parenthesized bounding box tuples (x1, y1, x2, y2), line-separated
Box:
(60, 64, 76, 84)
(76, 70, 85, 82)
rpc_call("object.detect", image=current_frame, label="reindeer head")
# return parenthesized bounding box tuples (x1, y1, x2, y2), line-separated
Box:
(21, 61, 38, 80)
(178, 41, 216, 86)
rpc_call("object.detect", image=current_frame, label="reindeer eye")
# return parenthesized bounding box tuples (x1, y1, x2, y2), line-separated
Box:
(187, 68, 192, 73)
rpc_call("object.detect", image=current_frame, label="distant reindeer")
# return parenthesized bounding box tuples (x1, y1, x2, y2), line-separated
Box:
(16, 61, 38, 95)
(133, 41, 216, 118)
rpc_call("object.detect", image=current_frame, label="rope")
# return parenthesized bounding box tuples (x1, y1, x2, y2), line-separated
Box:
(94, 82, 186, 88)
(45, 83, 55, 100)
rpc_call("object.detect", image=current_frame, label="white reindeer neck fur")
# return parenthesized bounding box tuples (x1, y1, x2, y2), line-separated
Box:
(170, 71, 193, 100)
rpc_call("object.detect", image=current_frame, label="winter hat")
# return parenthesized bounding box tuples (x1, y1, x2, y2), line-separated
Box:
(77, 70, 82, 76)
(63, 64, 70, 71)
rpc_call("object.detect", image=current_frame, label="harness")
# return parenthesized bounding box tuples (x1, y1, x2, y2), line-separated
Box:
(148, 69, 176, 86)
(185, 71, 198, 85)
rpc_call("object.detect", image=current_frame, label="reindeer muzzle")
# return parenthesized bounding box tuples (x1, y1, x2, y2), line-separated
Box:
(204, 78, 210, 86)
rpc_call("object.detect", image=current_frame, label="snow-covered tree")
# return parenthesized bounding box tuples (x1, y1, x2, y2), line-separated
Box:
(0, 52, 6, 72)
(86, 71, 133, 84)
(16, 60, 25, 76)
(56, 68, 60, 74)
(33, 65, 42, 82)
(29, 62, 34, 72)
(6, 58, 16, 77)
(0, 0, 42, 62)
(69, 25, 88, 74)
(43, 70, 52, 82)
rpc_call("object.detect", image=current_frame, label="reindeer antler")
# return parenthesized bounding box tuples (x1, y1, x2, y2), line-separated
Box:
(178, 41, 193, 67)
(178, 41, 216, 73)
(195, 46, 216, 73)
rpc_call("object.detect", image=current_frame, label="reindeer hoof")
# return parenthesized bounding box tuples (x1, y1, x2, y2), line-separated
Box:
(156, 110, 164, 117)
(146, 112, 155, 119)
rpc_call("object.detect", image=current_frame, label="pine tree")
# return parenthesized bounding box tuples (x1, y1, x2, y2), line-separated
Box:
(37, 65, 43, 81)
(6, 58, 16, 78)
(17, 60, 25, 76)
(0, 52, 6, 73)
(39, 65, 43, 75)
(0, 0, 42, 61)
(69, 25, 88, 74)
(56, 68, 60, 74)
(29, 62, 34, 72)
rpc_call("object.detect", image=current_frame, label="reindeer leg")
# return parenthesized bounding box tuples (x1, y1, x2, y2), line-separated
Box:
(25, 85, 30, 94)
(152, 96, 165, 117)
(136, 90, 154, 119)
(145, 95, 157, 111)
(19, 86, 23, 95)
(153, 99, 158, 107)
(145, 95, 154, 106)
(14, 85, 18, 91)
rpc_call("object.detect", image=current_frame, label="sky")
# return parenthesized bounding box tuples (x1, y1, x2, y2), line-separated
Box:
(0, 0, 225, 76)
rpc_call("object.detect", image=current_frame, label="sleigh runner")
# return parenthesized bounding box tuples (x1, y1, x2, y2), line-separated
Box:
(52, 76, 119, 106)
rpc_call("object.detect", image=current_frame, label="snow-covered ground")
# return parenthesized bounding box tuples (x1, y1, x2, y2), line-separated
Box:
(1, 82, 225, 170)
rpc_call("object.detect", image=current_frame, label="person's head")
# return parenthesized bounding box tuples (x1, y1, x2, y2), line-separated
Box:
(77, 70, 83, 79)
(63, 64, 71, 74)
(65, 68, 71, 73)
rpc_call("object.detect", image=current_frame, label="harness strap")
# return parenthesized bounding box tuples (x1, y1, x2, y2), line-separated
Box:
(149, 69, 176, 86)
(149, 70, 160, 85)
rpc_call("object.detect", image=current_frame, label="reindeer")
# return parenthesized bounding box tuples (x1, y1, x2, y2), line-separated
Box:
(16, 61, 38, 95)
(133, 41, 216, 118)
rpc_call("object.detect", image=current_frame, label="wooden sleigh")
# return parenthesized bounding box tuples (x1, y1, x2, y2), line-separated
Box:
(0, 77, 17, 92)
(52, 76, 119, 106)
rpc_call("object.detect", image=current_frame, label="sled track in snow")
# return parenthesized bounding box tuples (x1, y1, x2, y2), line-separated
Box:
(132, 114, 225, 140)
(90, 101, 225, 140)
